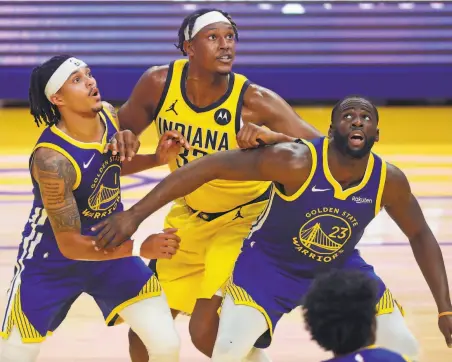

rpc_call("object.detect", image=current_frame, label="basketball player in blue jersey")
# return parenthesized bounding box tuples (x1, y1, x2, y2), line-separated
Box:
(102, 7, 321, 361)
(303, 270, 411, 362)
(0, 55, 185, 362)
(93, 96, 452, 361)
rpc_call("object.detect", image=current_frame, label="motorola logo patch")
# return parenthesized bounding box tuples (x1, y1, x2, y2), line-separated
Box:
(214, 108, 232, 125)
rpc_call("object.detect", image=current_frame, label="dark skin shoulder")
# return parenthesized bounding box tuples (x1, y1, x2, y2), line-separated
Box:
(242, 83, 322, 140)
(381, 162, 427, 238)
(117, 65, 169, 135)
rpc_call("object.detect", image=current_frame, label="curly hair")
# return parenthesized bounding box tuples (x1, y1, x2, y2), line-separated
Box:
(303, 269, 378, 355)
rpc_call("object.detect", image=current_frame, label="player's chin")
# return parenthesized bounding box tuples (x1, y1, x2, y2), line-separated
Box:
(90, 99, 103, 113)
(215, 62, 233, 75)
(91, 102, 103, 113)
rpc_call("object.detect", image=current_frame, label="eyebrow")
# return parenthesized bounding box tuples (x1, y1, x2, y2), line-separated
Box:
(342, 106, 372, 113)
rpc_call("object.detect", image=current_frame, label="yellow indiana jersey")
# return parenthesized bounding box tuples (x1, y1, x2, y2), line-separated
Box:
(154, 59, 270, 213)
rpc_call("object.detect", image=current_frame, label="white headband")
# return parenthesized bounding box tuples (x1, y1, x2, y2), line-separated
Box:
(44, 57, 87, 101)
(184, 11, 231, 41)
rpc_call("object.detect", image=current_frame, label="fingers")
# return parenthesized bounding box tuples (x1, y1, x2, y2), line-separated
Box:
(162, 227, 178, 234)
(443, 325, 452, 347)
(92, 224, 112, 249)
(159, 233, 181, 244)
(104, 137, 118, 155)
(123, 131, 138, 162)
(237, 124, 261, 149)
(101, 229, 123, 249)
(116, 132, 126, 162)
(159, 245, 178, 258)
(161, 131, 190, 150)
(91, 220, 108, 233)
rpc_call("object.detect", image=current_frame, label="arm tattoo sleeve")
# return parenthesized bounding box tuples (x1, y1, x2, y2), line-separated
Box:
(33, 148, 81, 233)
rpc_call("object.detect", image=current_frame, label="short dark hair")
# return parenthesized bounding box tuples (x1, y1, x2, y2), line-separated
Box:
(331, 95, 379, 124)
(28, 54, 74, 127)
(303, 269, 378, 355)
(175, 8, 239, 56)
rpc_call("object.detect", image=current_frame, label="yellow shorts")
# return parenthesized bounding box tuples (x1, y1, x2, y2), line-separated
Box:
(154, 198, 268, 315)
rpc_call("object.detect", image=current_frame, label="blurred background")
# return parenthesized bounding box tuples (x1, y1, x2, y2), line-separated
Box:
(0, 1, 451, 361)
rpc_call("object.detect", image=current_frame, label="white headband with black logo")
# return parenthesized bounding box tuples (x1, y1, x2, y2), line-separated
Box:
(184, 11, 231, 41)
(44, 57, 87, 101)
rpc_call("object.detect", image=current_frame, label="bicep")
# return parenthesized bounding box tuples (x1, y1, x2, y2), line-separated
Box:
(118, 99, 152, 136)
(118, 68, 164, 135)
(33, 149, 81, 234)
(247, 86, 322, 140)
(384, 168, 428, 239)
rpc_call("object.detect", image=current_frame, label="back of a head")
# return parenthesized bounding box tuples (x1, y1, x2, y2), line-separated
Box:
(28, 54, 74, 127)
(303, 269, 378, 356)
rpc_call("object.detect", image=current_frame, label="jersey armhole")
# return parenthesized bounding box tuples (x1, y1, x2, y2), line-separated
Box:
(234, 80, 251, 135)
(273, 140, 317, 202)
(153, 61, 175, 121)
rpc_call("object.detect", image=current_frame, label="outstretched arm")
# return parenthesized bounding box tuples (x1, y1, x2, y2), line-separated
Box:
(382, 163, 452, 345)
(131, 143, 308, 222)
(32, 148, 179, 260)
(243, 84, 323, 140)
(103, 101, 189, 176)
(92, 142, 313, 247)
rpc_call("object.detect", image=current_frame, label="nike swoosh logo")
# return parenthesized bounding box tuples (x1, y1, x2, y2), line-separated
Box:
(83, 154, 95, 168)
(312, 185, 331, 192)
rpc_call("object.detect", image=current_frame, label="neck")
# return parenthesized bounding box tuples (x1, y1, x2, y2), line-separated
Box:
(185, 61, 229, 108)
(58, 109, 104, 143)
(327, 139, 370, 187)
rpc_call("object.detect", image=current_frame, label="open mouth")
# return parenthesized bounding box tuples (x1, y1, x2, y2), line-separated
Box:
(349, 131, 364, 147)
(217, 55, 232, 63)
(90, 88, 100, 99)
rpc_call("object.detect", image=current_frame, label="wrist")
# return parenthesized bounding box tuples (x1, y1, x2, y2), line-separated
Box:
(275, 132, 296, 143)
(149, 153, 165, 167)
(129, 205, 146, 226)
(132, 238, 144, 257)
(436, 300, 452, 314)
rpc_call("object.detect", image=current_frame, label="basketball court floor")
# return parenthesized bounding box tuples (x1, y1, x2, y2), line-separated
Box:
(0, 109, 451, 361)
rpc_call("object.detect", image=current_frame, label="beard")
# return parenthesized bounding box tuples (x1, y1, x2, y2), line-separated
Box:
(91, 103, 103, 113)
(333, 128, 376, 159)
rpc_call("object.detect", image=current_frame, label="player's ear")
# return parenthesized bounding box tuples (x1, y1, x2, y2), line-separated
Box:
(50, 92, 64, 107)
(328, 125, 333, 138)
(375, 128, 380, 143)
(184, 40, 194, 57)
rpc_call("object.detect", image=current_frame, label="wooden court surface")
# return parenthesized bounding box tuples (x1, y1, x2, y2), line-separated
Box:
(0, 146, 451, 361)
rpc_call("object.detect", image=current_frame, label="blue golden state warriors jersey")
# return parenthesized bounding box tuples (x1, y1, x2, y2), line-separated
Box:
(19, 106, 122, 264)
(246, 137, 387, 275)
(323, 346, 410, 362)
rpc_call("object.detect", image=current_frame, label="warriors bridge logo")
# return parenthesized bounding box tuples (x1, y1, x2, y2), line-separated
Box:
(293, 207, 359, 263)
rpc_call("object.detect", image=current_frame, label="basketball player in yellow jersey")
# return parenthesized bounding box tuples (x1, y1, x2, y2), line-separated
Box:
(109, 8, 321, 361)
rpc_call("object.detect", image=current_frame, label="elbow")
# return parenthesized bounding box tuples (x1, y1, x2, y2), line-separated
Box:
(58, 245, 78, 260)
(409, 225, 433, 246)
(55, 235, 81, 260)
